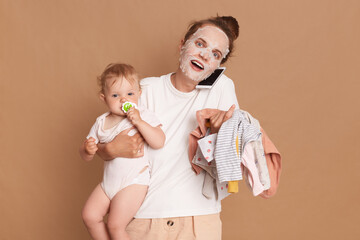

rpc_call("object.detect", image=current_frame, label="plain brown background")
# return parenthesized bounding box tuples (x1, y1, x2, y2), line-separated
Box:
(1, 0, 359, 239)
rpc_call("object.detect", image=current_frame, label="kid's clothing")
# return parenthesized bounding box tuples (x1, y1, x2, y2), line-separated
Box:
(87, 109, 161, 199)
(189, 109, 279, 198)
(258, 128, 282, 198)
(243, 112, 271, 189)
(241, 144, 266, 196)
(215, 110, 262, 183)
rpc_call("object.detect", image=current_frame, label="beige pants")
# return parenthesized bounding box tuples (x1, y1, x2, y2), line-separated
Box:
(126, 213, 222, 240)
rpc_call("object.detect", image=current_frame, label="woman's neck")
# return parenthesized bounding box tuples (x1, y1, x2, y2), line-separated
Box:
(171, 69, 198, 93)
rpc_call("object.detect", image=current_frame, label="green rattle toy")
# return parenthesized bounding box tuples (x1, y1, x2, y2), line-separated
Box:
(122, 101, 138, 113)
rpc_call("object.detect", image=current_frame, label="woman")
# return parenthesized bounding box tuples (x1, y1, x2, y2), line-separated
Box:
(98, 16, 240, 240)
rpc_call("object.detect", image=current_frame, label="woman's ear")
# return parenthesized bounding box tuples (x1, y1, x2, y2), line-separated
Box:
(178, 39, 185, 51)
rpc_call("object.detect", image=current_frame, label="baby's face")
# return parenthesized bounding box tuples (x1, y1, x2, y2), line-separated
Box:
(101, 77, 141, 116)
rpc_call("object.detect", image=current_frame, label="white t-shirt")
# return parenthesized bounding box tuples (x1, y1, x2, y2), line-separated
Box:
(135, 73, 239, 218)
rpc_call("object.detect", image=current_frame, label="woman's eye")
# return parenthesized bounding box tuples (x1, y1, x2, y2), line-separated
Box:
(213, 52, 220, 59)
(196, 42, 203, 47)
(112, 94, 118, 98)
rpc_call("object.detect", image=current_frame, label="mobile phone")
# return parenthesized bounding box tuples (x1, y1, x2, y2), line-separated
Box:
(196, 67, 226, 89)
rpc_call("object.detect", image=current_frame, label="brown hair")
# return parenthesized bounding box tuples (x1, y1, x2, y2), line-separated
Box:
(98, 63, 140, 93)
(183, 16, 239, 64)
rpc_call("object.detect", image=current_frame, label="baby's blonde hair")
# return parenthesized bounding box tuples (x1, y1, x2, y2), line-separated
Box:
(98, 63, 140, 93)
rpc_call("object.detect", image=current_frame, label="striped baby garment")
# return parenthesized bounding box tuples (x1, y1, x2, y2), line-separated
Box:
(214, 110, 262, 183)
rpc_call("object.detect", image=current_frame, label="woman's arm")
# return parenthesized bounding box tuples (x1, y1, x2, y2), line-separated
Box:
(96, 129, 145, 160)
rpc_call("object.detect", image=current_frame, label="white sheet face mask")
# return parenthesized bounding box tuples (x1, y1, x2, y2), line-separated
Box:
(179, 26, 230, 82)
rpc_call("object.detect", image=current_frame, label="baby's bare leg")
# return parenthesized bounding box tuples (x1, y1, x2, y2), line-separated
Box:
(107, 184, 148, 240)
(82, 184, 111, 240)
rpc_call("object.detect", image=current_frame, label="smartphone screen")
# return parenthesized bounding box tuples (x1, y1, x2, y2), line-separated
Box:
(196, 67, 226, 89)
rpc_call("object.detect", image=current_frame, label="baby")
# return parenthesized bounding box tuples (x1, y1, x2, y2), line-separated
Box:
(79, 63, 165, 240)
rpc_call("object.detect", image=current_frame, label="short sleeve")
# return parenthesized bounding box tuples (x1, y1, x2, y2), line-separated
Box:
(217, 76, 240, 110)
(86, 120, 100, 144)
(140, 109, 162, 128)
(203, 74, 240, 111)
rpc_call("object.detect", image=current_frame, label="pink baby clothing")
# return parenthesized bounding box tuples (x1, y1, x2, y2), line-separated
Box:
(192, 133, 232, 200)
(241, 144, 265, 196)
(196, 133, 232, 200)
(258, 128, 282, 199)
(189, 109, 229, 200)
(243, 112, 271, 190)
(189, 109, 282, 199)
(242, 128, 282, 198)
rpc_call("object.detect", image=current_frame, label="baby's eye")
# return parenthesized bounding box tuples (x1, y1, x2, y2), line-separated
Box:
(112, 94, 118, 98)
(127, 92, 134, 96)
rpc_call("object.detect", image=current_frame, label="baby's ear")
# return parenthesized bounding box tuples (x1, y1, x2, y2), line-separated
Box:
(99, 93, 105, 101)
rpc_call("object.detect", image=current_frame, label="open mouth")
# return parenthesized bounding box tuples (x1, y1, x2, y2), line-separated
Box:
(191, 60, 204, 70)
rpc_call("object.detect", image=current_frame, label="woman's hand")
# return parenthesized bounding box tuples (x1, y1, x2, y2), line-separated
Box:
(97, 127, 145, 160)
(209, 104, 235, 134)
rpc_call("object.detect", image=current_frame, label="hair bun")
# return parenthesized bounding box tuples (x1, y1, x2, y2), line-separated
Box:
(218, 16, 239, 39)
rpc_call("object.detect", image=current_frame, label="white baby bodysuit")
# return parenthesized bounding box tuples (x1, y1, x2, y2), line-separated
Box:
(87, 108, 161, 199)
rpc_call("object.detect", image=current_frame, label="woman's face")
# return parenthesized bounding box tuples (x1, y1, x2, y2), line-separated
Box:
(179, 25, 230, 82)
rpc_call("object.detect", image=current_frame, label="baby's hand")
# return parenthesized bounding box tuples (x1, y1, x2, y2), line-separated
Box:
(84, 137, 98, 155)
(127, 107, 142, 126)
